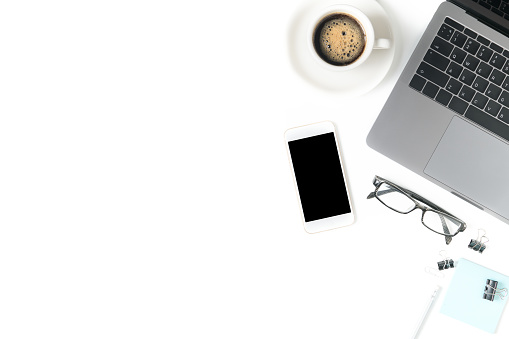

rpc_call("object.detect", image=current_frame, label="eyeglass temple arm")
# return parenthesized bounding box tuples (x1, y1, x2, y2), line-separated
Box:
(366, 186, 399, 199)
(367, 176, 384, 199)
(368, 176, 404, 199)
(439, 214, 453, 245)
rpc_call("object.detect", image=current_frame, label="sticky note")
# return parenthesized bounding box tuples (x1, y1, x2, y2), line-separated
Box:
(440, 258, 508, 333)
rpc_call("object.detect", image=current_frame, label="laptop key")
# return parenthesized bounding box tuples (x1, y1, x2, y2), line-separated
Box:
(459, 69, 476, 85)
(502, 2, 509, 14)
(464, 38, 481, 55)
(446, 61, 463, 78)
(431, 36, 454, 56)
(477, 34, 491, 47)
(476, 62, 494, 78)
(489, 68, 505, 85)
(451, 47, 467, 64)
(446, 78, 463, 94)
(498, 90, 509, 107)
(464, 28, 477, 39)
(448, 96, 469, 115)
(472, 76, 489, 92)
(477, 46, 493, 62)
(472, 92, 489, 109)
(478, 0, 491, 9)
(465, 105, 509, 142)
(410, 74, 426, 91)
(489, 53, 506, 69)
(463, 54, 480, 71)
(498, 107, 509, 123)
(485, 100, 502, 116)
(445, 17, 464, 31)
(436, 89, 453, 106)
(423, 82, 440, 99)
(417, 62, 450, 87)
(451, 31, 467, 48)
(486, 83, 502, 100)
(488, 0, 502, 7)
(424, 49, 450, 71)
(502, 77, 509, 90)
(491, 43, 503, 54)
(438, 24, 454, 41)
(459, 85, 476, 102)
(502, 60, 509, 74)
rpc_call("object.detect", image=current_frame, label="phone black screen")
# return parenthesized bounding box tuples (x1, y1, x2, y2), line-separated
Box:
(288, 132, 351, 222)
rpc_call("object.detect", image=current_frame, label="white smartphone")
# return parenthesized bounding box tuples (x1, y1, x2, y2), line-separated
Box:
(285, 121, 354, 233)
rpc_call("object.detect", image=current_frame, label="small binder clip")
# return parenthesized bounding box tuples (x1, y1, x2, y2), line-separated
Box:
(437, 250, 454, 270)
(468, 229, 489, 253)
(483, 279, 508, 301)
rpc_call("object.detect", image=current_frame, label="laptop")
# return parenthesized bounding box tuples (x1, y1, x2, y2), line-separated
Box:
(367, 0, 509, 224)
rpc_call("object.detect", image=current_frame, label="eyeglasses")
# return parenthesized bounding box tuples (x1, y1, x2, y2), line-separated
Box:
(367, 175, 467, 244)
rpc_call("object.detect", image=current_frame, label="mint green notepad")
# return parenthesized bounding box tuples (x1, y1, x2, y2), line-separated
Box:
(440, 258, 508, 333)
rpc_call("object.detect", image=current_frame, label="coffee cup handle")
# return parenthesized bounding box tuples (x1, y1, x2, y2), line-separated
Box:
(374, 38, 391, 49)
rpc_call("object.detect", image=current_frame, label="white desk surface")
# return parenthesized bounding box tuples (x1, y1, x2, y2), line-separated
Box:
(2, 0, 509, 338)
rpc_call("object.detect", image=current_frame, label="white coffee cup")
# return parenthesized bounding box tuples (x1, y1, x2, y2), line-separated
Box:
(308, 4, 391, 71)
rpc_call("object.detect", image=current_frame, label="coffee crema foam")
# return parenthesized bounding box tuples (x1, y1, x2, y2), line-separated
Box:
(313, 14, 366, 66)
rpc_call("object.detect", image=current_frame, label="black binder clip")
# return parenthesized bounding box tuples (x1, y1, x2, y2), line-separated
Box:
(437, 250, 454, 270)
(483, 279, 508, 301)
(468, 229, 489, 253)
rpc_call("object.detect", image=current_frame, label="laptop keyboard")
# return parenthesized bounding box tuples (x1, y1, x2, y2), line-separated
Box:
(471, 0, 509, 19)
(410, 17, 509, 143)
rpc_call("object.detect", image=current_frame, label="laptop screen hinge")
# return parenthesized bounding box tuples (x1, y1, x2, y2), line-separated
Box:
(449, 0, 509, 36)
(472, 13, 509, 36)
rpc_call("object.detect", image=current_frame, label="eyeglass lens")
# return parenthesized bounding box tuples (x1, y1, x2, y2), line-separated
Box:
(376, 183, 415, 213)
(422, 210, 461, 236)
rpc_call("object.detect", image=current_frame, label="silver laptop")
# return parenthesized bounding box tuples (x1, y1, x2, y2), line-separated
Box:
(367, 0, 509, 224)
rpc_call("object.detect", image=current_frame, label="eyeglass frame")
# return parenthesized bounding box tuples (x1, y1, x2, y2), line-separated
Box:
(367, 175, 467, 244)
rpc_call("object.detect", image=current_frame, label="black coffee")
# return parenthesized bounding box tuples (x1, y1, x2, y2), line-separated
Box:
(313, 13, 366, 66)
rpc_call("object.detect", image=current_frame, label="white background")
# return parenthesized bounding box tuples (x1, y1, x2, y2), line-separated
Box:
(1, 0, 509, 338)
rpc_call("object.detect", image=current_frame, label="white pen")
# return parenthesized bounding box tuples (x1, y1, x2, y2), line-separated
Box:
(410, 285, 441, 339)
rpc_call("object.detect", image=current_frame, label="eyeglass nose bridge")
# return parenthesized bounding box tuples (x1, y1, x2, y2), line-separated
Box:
(414, 202, 429, 211)
(413, 204, 437, 226)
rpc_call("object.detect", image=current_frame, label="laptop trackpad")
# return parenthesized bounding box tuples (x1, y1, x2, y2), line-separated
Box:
(424, 117, 509, 218)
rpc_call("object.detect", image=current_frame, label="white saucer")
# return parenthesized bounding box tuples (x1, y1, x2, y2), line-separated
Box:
(287, 0, 395, 94)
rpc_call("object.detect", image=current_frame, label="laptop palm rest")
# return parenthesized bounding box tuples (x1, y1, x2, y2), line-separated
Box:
(424, 117, 509, 218)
